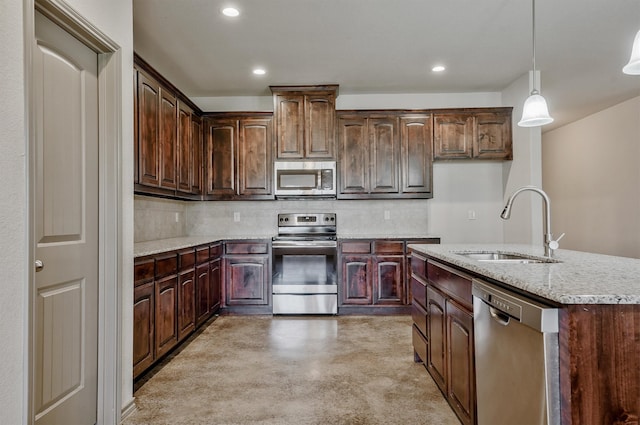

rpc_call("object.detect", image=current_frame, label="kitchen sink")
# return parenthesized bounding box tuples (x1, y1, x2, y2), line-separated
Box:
(454, 251, 560, 264)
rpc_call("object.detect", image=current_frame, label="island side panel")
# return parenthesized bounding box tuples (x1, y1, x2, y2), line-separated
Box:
(559, 304, 640, 425)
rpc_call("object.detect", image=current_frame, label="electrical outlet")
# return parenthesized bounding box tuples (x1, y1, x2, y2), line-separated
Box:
(233, 212, 240, 222)
(384, 210, 390, 220)
(174, 212, 180, 223)
(467, 210, 477, 220)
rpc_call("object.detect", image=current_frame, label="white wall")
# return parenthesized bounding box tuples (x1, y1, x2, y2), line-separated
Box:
(500, 72, 544, 247)
(542, 96, 640, 258)
(0, 0, 134, 422)
(0, 1, 28, 423)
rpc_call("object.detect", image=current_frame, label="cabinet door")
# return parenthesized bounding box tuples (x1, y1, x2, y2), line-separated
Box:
(195, 262, 210, 326)
(369, 117, 399, 194)
(475, 110, 512, 160)
(210, 256, 222, 312)
(400, 115, 432, 194)
(238, 118, 272, 196)
(275, 94, 304, 158)
(373, 255, 404, 305)
(225, 256, 269, 305)
(137, 70, 160, 187)
(133, 281, 154, 377)
(159, 87, 177, 190)
(177, 101, 193, 194)
(155, 274, 178, 358)
(191, 114, 203, 195)
(206, 118, 237, 197)
(427, 285, 447, 393)
(341, 256, 373, 305)
(447, 299, 475, 425)
(433, 113, 474, 159)
(338, 116, 369, 195)
(305, 94, 335, 158)
(177, 268, 195, 341)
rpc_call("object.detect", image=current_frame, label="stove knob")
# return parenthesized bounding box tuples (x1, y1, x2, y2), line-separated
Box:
(330, 217, 335, 221)
(324, 217, 329, 221)
(284, 217, 289, 222)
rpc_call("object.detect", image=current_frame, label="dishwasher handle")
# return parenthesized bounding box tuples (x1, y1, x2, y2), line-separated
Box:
(489, 306, 511, 325)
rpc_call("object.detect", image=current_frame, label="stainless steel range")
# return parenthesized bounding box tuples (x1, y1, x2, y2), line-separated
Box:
(272, 213, 338, 314)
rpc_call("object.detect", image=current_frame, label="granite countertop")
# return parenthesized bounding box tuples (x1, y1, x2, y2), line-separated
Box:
(134, 235, 272, 257)
(407, 243, 640, 305)
(337, 234, 440, 240)
(136, 234, 441, 257)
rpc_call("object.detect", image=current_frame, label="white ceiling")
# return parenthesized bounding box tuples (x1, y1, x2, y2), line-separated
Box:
(133, 0, 640, 130)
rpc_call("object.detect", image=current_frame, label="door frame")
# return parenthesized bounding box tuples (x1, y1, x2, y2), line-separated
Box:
(25, 0, 123, 424)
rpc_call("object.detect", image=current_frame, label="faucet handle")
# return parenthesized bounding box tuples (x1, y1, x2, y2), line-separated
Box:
(549, 233, 565, 251)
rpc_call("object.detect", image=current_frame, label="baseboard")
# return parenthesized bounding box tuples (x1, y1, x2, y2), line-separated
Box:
(120, 398, 137, 423)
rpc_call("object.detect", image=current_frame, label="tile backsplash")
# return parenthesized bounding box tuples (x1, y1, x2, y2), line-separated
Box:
(134, 196, 187, 242)
(134, 196, 432, 242)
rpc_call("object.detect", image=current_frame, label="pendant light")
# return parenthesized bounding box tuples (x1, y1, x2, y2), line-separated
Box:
(518, 0, 554, 127)
(623, 29, 640, 75)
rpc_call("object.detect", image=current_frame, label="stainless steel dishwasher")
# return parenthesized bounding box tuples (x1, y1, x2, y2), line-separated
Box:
(472, 278, 560, 425)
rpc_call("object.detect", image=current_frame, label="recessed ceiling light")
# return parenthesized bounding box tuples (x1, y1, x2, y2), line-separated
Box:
(222, 7, 240, 17)
(432, 65, 446, 72)
(253, 68, 266, 75)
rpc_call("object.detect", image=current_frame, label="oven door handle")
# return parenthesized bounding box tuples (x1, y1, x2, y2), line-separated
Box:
(272, 241, 337, 249)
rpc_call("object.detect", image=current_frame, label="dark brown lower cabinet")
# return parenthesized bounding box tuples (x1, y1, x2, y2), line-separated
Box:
(133, 280, 154, 377)
(223, 240, 271, 313)
(426, 285, 447, 391)
(134, 242, 223, 380)
(155, 273, 178, 358)
(177, 267, 195, 341)
(210, 255, 222, 312)
(339, 238, 439, 314)
(225, 256, 269, 305)
(374, 255, 404, 304)
(412, 254, 476, 425)
(341, 256, 373, 305)
(447, 298, 475, 425)
(195, 261, 211, 326)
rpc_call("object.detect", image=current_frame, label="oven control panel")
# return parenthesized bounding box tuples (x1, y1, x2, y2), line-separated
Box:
(278, 213, 336, 226)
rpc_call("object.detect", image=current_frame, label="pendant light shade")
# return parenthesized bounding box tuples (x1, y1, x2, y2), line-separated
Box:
(519, 90, 554, 127)
(518, 0, 553, 128)
(623, 29, 640, 75)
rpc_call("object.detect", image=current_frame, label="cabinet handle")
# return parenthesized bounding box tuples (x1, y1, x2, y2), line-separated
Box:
(35, 260, 44, 272)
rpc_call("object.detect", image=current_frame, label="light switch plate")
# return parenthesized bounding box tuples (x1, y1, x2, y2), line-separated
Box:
(233, 212, 240, 222)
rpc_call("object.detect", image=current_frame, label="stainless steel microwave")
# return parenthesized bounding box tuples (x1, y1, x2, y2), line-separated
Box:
(274, 160, 336, 197)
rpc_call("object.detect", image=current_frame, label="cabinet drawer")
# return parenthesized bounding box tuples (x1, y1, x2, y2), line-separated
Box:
(427, 260, 473, 310)
(155, 253, 178, 278)
(225, 241, 269, 255)
(134, 257, 155, 284)
(411, 253, 427, 279)
(412, 302, 428, 337)
(178, 248, 196, 270)
(341, 241, 372, 254)
(411, 276, 426, 309)
(210, 242, 223, 257)
(196, 245, 210, 264)
(374, 240, 404, 255)
(412, 324, 428, 364)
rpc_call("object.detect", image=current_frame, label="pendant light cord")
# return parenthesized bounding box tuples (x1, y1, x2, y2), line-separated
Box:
(532, 0, 537, 92)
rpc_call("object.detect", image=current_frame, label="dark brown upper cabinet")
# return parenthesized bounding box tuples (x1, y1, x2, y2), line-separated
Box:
(337, 111, 433, 199)
(134, 54, 204, 199)
(271, 85, 338, 159)
(433, 107, 512, 160)
(204, 113, 274, 201)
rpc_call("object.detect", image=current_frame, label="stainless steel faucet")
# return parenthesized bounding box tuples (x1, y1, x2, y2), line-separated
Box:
(500, 185, 564, 257)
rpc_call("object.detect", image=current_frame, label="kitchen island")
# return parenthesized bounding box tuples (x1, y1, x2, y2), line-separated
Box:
(408, 243, 640, 425)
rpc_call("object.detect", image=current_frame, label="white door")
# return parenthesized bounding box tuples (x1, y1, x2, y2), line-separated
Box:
(33, 10, 99, 425)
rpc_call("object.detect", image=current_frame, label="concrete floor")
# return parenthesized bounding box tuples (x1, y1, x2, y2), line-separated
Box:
(124, 315, 460, 425)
